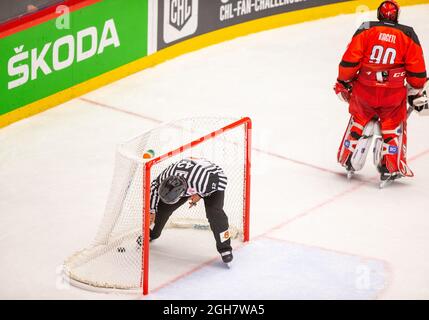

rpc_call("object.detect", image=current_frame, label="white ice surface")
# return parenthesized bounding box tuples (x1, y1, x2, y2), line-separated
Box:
(149, 238, 387, 300)
(1, 5, 429, 300)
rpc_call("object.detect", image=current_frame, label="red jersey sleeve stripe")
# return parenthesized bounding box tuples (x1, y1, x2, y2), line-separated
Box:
(340, 60, 360, 68)
(407, 71, 427, 78)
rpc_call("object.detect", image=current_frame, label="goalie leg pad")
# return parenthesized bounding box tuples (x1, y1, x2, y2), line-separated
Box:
(338, 117, 363, 167)
(338, 117, 374, 171)
(380, 122, 414, 177)
(349, 120, 378, 171)
(373, 136, 383, 169)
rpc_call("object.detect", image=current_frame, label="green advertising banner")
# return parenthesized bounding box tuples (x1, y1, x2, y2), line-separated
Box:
(0, 0, 148, 116)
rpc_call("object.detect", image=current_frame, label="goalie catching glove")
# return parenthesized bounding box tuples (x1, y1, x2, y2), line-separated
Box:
(408, 80, 429, 113)
(334, 79, 353, 103)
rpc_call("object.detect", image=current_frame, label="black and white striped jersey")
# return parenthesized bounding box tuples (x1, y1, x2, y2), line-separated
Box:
(150, 158, 228, 213)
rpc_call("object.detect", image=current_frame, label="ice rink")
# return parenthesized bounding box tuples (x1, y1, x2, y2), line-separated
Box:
(1, 4, 429, 300)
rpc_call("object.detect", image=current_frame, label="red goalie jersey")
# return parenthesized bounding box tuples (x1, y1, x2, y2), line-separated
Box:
(338, 21, 427, 89)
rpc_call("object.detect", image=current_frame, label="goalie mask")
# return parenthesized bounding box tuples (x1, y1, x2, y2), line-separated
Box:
(159, 175, 187, 204)
(377, 1, 400, 23)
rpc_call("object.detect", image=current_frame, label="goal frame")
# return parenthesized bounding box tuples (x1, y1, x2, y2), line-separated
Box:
(141, 117, 252, 295)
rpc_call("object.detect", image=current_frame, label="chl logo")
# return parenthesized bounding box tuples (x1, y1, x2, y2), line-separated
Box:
(164, 0, 199, 43)
(169, 0, 193, 31)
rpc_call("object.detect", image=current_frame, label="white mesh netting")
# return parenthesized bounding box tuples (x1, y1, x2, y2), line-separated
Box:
(64, 117, 249, 291)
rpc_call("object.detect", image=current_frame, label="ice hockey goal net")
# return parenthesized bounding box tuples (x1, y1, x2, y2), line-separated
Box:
(64, 117, 251, 295)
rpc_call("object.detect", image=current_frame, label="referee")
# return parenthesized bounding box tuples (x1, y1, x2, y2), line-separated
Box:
(148, 157, 233, 265)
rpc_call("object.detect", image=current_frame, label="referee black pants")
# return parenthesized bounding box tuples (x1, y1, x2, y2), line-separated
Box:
(150, 191, 232, 254)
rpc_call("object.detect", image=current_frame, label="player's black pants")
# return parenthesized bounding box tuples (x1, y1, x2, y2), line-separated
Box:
(150, 191, 232, 254)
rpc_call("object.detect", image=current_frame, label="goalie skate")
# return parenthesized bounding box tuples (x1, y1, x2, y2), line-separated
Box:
(345, 158, 355, 180)
(379, 175, 399, 189)
(379, 167, 402, 189)
(339, 118, 378, 179)
(346, 170, 355, 180)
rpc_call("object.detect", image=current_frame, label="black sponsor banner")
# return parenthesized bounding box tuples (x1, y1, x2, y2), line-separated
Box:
(157, 0, 353, 50)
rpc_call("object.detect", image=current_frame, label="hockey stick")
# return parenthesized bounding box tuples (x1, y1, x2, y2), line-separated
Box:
(407, 105, 415, 118)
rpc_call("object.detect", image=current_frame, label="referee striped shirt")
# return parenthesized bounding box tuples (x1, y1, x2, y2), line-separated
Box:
(150, 158, 228, 213)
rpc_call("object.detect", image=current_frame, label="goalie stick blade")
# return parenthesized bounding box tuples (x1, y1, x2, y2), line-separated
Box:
(407, 105, 414, 118)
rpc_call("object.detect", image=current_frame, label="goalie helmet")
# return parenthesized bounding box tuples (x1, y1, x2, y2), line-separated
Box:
(377, 1, 400, 23)
(159, 175, 187, 204)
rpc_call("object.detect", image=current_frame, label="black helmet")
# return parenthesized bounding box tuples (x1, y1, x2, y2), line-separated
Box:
(159, 175, 187, 204)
